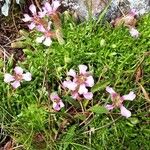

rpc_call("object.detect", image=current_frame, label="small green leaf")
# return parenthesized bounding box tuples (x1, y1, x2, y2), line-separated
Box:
(64, 96, 80, 108)
(129, 117, 140, 125)
(62, 125, 76, 150)
(74, 113, 86, 121)
(89, 105, 108, 114)
(91, 81, 110, 93)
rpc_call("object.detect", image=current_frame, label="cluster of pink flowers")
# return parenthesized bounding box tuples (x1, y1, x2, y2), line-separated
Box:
(63, 65, 94, 100)
(22, 1, 60, 46)
(4, 65, 136, 118)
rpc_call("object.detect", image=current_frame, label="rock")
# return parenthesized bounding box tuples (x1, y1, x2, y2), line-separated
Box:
(61, 0, 109, 20)
(105, 0, 150, 22)
(61, 0, 150, 21)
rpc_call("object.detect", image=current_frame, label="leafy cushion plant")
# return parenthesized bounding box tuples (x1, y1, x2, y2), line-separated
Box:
(0, 2, 150, 149)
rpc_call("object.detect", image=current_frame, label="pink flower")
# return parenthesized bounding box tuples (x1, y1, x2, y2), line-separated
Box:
(63, 65, 94, 100)
(36, 23, 54, 46)
(4, 66, 32, 89)
(22, 4, 43, 29)
(50, 92, 64, 111)
(129, 28, 139, 38)
(39, 1, 60, 17)
(129, 9, 138, 17)
(105, 86, 136, 118)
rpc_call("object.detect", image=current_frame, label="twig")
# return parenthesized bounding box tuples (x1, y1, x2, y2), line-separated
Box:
(12, 0, 18, 32)
(79, 101, 85, 113)
(79, 112, 93, 126)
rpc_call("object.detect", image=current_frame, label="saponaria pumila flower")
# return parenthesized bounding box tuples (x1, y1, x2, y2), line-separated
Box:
(111, 9, 140, 38)
(36, 22, 55, 46)
(129, 27, 139, 38)
(22, 1, 61, 46)
(39, 0, 62, 33)
(4, 66, 32, 89)
(38, 0, 61, 17)
(127, 9, 140, 38)
(105, 86, 136, 118)
(50, 92, 65, 111)
(63, 65, 94, 100)
(22, 4, 45, 30)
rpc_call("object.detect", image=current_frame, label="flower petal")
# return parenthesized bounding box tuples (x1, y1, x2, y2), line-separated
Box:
(59, 101, 65, 108)
(83, 92, 93, 100)
(50, 92, 59, 101)
(36, 25, 46, 32)
(106, 86, 116, 95)
(11, 81, 21, 89)
(130, 9, 137, 16)
(120, 105, 131, 118)
(36, 36, 45, 43)
(14, 66, 23, 75)
(44, 2, 52, 12)
(105, 104, 114, 110)
(129, 28, 139, 38)
(78, 84, 88, 95)
(71, 92, 79, 99)
(22, 72, 32, 81)
(53, 102, 60, 111)
(122, 91, 136, 101)
(38, 8, 47, 18)
(47, 21, 52, 30)
(79, 64, 87, 74)
(85, 76, 94, 87)
(63, 80, 77, 91)
(67, 69, 76, 77)
(29, 4, 37, 15)
(22, 14, 32, 22)
(4, 74, 15, 83)
(28, 22, 36, 30)
(43, 37, 52, 46)
(53, 0, 60, 11)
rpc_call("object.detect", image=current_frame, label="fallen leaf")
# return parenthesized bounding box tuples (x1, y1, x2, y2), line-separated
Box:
(3, 141, 12, 150)
(135, 65, 143, 82)
(139, 83, 150, 103)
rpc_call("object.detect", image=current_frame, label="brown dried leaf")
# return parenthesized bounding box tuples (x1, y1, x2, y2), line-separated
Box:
(139, 83, 150, 103)
(113, 15, 137, 28)
(34, 133, 45, 143)
(3, 141, 13, 150)
(135, 66, 143, 82)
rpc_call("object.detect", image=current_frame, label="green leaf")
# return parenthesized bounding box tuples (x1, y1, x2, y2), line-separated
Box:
(91, 81, 110, 93)
(62, 125, 76, 150)
(64, 96, 80, 108)
(89, 105, 108, 114)
(74, 113, 86, 121)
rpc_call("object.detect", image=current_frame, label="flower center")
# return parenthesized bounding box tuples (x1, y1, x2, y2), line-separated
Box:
(113, 94, 123, 107)
(76, 75, 86, 84)
(54, 99, 60, 104)
(33, 17, 45, 26)
(15, 74, 23, 81)
(45, 31, 52, 37)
